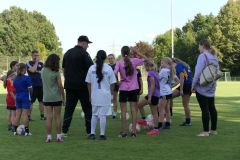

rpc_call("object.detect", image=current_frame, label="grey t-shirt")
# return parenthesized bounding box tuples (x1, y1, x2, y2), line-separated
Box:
(41, 67, 62, 102)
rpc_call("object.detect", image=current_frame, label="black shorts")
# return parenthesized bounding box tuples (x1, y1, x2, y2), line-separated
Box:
(160, 94, 172, 100)
(31, 86, 43, 103)
(119, 90, 138, 102)
(176, 84, 192, 95)
(114, 83, 119, 92)
(6, 106, 16, 110)
(145, 95, 159, 106)
(43, 101, 62, 106)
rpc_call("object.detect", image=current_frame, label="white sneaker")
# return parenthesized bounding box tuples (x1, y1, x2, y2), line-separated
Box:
(25, 132, 33, 136)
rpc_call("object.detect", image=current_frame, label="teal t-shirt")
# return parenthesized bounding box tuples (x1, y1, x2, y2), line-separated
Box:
(41, 67, 62, 102)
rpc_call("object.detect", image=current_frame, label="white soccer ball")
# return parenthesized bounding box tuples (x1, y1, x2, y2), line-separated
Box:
(81, 111, 85, 119)
(144, 114, 154, 130)
(120, 113, 130, 120)
(129, 123, 141, 133)
(17, 125, 25, 135)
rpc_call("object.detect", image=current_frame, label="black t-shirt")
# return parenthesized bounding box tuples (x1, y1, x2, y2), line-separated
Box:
(109, 63, 118, 82)
(62, 45, 93, 90)
(136, 68, 142, 89)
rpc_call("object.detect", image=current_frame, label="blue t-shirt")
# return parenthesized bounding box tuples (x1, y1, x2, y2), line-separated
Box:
(14, 75, 32, 101)
(26, 61, 43, 87)
(175, 63, 192, 84)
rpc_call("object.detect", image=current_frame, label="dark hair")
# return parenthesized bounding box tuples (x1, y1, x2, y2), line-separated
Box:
(95, 50, 107, 83)
(199, 39, 216, 55)
(10, 61, 18, 69)
(121, 46, 133, 76)
(31, 50, 38, 55)
(44, 54, 60, 72)
(17, 63, 26, 79)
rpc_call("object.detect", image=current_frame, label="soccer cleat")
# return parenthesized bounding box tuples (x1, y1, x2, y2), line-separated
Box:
(179, 122, 191, 126)
(28, 117, 34, 122)
(25, 132, 32, 136)
(8, 125, 12, 131)
(118, 133, 127, 138)
(87, 134, 95, 140)
(46, 138, 52, 143)
(163, 126, 171, 129)
(40, 117, 47, 120)
(14, 132, 18, 135)
(57, 138, 64, 142)
(147, 130, 159, 135)
(158, 127, 164, 131)
(196, 132, 209, 137)
(112, 116, 117, 119)
(99, 135, 108, 140)
(137, 119, 147, 126)
(209, 130, 217, 135)
(131, 133, 137, 137)
(61, 132, 68, 137)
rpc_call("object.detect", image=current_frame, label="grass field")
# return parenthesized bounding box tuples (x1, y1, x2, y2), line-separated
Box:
(0, 82, 239, 160)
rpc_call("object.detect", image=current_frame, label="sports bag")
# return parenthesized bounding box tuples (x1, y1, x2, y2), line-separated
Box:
(199, 53, 223, 86)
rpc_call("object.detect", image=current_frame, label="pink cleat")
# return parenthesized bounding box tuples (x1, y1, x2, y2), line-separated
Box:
(57, 137, 64, 142)
(137, 119, 147, 126)
(46, 138, 52, 143)
(147, 130, 159, 135)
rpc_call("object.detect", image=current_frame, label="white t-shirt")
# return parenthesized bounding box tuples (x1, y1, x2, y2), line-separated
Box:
(85, 63, 116, 106)
(159, 68, 172, 96)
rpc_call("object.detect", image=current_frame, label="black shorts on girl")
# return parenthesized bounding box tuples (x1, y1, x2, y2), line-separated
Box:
(119, 90, 138, 102)
(114, 83, 119, 92)
(6, 106, 16, 110)
(176, 84, 192, 95)
(145, 95, 159, 106)
(160, 94, 172, 100)
(43, 101, 62, 106)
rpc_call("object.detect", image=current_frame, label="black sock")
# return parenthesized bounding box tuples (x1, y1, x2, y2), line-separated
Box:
(170, 108, 172, 116)
(165, 122, 170, 126)
(41, 114, 44, 118)
(158, 122, 163, 128)
(15, 126, 18, 132)
(142, 117, 146, 120)
(28, 115, 30, 118)
(25, 126, 29, 133)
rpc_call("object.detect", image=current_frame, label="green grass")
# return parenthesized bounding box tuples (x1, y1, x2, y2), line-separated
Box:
(0, 82, 239, 160)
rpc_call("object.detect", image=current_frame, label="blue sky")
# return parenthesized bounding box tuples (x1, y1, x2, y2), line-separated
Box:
(0, 0, 228, 58)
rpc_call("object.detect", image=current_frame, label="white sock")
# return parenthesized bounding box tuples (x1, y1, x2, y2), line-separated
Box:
(47, 134, 52, 139)
(57, 134, 61, 139)
(99, 115, 106, 135)
(113, 112, 117, 116)
(91, 115, 98, 135)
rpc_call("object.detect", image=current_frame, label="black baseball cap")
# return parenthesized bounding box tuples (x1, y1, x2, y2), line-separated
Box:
(77, 35, 92, 43)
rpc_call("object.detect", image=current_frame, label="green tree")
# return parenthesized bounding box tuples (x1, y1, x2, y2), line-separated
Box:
(134, 41, 155, 59)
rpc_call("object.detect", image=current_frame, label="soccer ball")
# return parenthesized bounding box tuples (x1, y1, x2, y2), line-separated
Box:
(129, 123, 141, 133)
(17, 125, 25, 135)
(120, 113, 130, 120)
(144, 114, 154, 130)
(81, 111, 85, 118)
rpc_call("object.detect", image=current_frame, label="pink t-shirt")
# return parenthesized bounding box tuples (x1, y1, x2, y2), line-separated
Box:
(114, 58, 144, 91)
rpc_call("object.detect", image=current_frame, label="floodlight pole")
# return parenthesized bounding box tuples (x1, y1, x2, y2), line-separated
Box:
(171, 0, 174, 58)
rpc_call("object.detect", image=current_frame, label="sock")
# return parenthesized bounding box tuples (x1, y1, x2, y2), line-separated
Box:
(91, 115, 98, 135)
(28, 115, 30, 118)
(41, 114, 44, 118)
(158, 122, 163, 128)
(142, 117, 146, 121)
(47, 134, 52, 139)
(25, 126, 29, 133)
(15, 125, 18, 132)
(170, 108, 172, 116)
(165, 122, 170, 126)
(113, 112, 117, 116)
(57, 134, 61, 139)
(154, 127, 158, 131)
(99, 115, 106, 135)
(186, 118, 191, 124)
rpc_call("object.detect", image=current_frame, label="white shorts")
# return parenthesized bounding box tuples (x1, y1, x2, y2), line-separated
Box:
(92, 105, 112, 116)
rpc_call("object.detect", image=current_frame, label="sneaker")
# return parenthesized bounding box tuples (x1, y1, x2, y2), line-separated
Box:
(61, 132, 68, 137)
(40, 117, 47, 120)
(46, 138, 52, 143)
(179, 122, 191, 126)
(99, 135, 108, 140)
(147, 130, 159, 135)
(118, 133, 127, 138)
(14, 132, 18, 135)
(8, 125, 12, 131)
(87, 134, 95, 140)
(57, 138, 64, 142)
(163, 126, 171, 129)
(137, 119, 147, 126)
(112, 116, 117, 119)
(25, 132, 33, 136)
(131, 133, 137, 137)
(209, 130, 217, 135)
(196, 132, 209, 136)
(28, 117, 34, 122)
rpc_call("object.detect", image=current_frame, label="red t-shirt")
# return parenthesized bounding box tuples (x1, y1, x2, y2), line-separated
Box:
(6, 79, 16, 107)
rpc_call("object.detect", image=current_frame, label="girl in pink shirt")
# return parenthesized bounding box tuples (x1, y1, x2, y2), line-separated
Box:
(114, 46, 147, 137)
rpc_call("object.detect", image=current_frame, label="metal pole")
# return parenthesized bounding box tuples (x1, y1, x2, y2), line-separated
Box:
(171, 0, 174, 58)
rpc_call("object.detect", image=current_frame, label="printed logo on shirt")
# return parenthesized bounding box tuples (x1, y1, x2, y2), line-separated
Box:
(91, 71, 108, 75)
(38, 64, 41, 67)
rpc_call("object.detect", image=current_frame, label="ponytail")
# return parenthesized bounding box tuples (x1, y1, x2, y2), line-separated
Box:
(17, 63, 26, 79)
(95, 50, 107, 83)
(121, 46, 134, 76)
(161, 57, 176, 81)
(3, 76, 7, 89)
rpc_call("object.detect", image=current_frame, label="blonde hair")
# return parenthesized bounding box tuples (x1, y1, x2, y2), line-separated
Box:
(144, 58, 158, 73)
(161, 57, 176, 81)
(172, 58, 190, 69)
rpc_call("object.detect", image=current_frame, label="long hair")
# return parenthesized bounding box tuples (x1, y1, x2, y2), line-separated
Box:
(161, 57, 176, 81)
(95, 50, 107, 83)
(172, 57, 190, 69)
(44, 54, 60, 72)
(144, 58, 158, 73)
(17, 63, 26, 79)
(10, 61, 18, 69)
(121, 46, 134, 76)
(3, 70, 15, 89)
(199, 39, 216, 56)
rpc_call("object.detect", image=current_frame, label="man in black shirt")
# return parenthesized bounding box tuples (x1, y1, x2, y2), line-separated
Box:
(61, 35, 93, 137)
